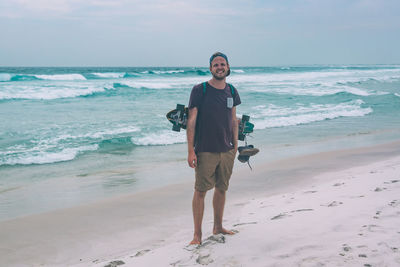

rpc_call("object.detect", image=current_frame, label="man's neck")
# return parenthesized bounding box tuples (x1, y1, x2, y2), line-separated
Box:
(208, 78, 226, 90)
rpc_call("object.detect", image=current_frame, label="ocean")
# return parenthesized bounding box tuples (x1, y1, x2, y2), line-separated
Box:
(1, 65, 400, 221)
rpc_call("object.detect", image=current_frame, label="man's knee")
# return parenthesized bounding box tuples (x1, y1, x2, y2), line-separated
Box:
(194, 190, 207, 199)
(214, 187, 226, 195)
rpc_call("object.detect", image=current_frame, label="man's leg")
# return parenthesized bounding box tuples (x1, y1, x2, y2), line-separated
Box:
(190, 190, 207, 245)
(212, 188, 234, 235)
(213, 149, 236, 235)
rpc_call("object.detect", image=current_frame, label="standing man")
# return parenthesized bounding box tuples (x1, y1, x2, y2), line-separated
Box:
(187, 52, 241, 245)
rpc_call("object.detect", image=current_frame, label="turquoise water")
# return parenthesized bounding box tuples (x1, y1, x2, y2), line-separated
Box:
(1, 65, 400, 220)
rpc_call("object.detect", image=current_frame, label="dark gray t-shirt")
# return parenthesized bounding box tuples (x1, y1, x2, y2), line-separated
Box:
(188, 82, 241, 153)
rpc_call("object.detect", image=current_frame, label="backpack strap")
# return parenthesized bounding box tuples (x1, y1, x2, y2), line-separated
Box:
(228, 83, 235, 97)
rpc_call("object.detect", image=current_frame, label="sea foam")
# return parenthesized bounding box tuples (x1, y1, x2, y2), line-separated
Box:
(0, 145, 98, 166)
(131, 130, 186, 146)
(251, 100, 372, 129)
(34, 74, 87, 81)
(53, 126, 141, 141)
(0, 125, 140, 165)
(0, 84, 108, 100)
(230, 68, 400, 96)
(0, 73, 12, 82)
(91, 72, 126, 79)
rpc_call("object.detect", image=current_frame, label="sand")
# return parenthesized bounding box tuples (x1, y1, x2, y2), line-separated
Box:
(1, 141, 400, 266)
(114, 155, 400, 267)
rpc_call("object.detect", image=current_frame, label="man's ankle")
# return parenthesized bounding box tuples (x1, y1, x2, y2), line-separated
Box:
(193, 231, 202, 237)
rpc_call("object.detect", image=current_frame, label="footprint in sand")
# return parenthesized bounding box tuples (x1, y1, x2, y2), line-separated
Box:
(342, 244, 352, 252)
(233, 222, 257, 227)
(184, 234, 229, 265)
(170, 259, 182, 266)
(303, 190, 318, 194)
(344, 244, 372, 260)
(321, 201, 343, 207)
(333, 182, 345, 187)
(196, 251, 214, 265)
(291, 209, 314, 213)
(104, 260, 125, 267)
(271, 213, 291, 220)
(260, 205, 273, 209)
(206, 234, 226, 244)
(184, 235, 224, 251)
(361, 224, 383, 234)
(389, 200, 399, 207)
(234, 202, 249, 207)
(339, 244, 353, 257)
(271, 209, 313, 220)
(384, 179, 400, 184)
(184, 245, 200, 252)
(132, 249, 151, 257)
(374, 187, 387, 192)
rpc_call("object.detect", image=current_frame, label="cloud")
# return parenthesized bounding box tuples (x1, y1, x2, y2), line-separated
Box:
(1, 0, 399, 66)
(14, 0, 76, 14)
(0, 0, 128, 18)
(0, 0, 274, 20)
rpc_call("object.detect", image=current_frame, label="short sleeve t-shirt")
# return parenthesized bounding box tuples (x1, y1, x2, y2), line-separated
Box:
(188, 82, 241, 153)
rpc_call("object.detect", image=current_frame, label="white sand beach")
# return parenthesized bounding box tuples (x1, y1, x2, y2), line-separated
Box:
(1, 141, 400, 266)
(108, 155, 400, 267)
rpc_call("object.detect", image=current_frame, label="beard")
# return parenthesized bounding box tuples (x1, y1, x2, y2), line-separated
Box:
(212, 69, 229, 80)
(212, 73, 225, 80)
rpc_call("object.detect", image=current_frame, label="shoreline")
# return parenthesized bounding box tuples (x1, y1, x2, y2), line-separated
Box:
(1, 140, 400, 266)
(1, 126, 399, 222)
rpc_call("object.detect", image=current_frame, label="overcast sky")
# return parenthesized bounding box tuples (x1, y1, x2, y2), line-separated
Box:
(1, 0, 399, 66)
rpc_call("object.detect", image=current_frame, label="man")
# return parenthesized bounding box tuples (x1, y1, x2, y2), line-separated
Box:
(187, 52, 241, 245)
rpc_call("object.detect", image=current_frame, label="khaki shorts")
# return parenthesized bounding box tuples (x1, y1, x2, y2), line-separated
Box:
(195, 149, 236, 192)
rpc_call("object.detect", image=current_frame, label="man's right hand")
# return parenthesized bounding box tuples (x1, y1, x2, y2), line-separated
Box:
(188, 150, 197, 168)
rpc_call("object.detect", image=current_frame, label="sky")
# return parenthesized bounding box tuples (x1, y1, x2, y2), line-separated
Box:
(0, 0, 399, 66)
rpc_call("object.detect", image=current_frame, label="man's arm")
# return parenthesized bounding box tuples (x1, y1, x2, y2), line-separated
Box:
(187, 107, 198, 168)
(232, 106, 238, 153)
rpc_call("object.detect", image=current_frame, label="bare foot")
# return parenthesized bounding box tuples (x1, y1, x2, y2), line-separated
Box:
(189, 234, 202, 245)
(213, 227, 235, 235)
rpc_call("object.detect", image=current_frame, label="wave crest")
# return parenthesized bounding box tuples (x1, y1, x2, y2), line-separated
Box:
(131, 130, 186, 146)
(0, 84, 109, 100)
(35, 74, 87, 81)
(251, 100, 372, 129)
(0, 145, 98, 166)
(91, 72, 126, 79)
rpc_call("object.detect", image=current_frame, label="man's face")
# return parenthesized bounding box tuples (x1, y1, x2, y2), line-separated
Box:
(210, 57, 229, 80)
